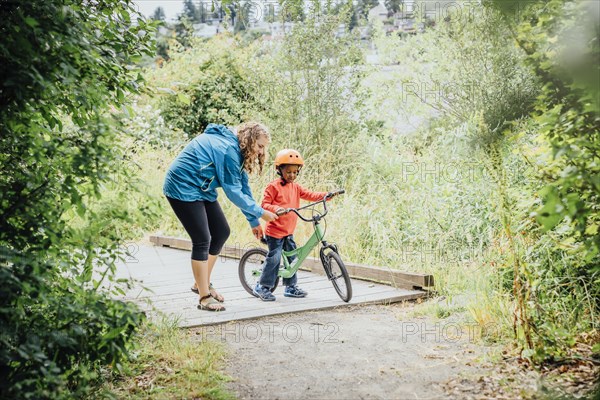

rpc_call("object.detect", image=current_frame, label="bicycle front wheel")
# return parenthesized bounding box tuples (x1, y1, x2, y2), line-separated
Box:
(323, 251, 352, 302)
(238, 248, 279, 296)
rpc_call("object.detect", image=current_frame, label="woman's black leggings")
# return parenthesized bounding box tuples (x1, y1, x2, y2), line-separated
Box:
(166, 197, 231, 261)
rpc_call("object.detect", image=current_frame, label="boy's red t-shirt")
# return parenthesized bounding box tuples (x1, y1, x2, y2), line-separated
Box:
(261, 179, 328, 239)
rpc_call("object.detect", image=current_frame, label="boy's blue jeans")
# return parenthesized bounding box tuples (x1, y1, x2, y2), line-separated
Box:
(259, 235, 298, 289)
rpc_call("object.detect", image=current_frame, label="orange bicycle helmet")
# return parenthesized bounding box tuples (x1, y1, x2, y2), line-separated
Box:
(274, 149, 304, 169)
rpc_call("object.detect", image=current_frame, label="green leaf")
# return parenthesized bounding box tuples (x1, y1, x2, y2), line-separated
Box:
(103, 327, 124, 340)
(177, 92, 191, 105)
(535, 186, 564, 231)
(585, 224, 598, 236)
(23, 17, 39, 28)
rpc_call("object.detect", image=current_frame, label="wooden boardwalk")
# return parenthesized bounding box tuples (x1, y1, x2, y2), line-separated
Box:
(115, 244, 427, 327)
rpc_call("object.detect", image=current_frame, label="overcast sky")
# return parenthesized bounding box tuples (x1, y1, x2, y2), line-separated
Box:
(133, 0, 184, 22)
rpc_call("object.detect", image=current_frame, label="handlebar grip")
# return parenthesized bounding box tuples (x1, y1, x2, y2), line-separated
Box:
(276, 208, 288, 216)
(327, 189, 345, 198)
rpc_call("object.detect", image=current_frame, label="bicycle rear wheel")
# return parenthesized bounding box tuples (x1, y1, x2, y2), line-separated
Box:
(238, 248, 279, 296)
(323, 251, 352, 302)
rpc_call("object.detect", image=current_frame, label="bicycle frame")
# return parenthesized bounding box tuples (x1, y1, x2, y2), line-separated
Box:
(275, 189, 344, 278)
(279, 222, 325, 279)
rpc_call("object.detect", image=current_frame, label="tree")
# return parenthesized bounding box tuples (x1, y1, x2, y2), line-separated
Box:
(251, 10, 368, 178)
(182, 0, 197, 21)
(160, 49, 255, 136)
(264, 3, 276, 23)
(328, 0, 359, 30)
(197, 0, 209, 23)
(384, 0, 403, 17)
(356, 0, 379, 20)
(152, 6, 166, 21)
(175, 15, 195, 48)
(0, 0, 155, 397)
(279, 0, 306, 22)
(234, 1, 253, 33)
(228, 2, 238, 26)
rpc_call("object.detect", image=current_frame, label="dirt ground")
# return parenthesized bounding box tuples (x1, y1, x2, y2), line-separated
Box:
(193, 301, 501, 400)
(192, 300, 600, 400)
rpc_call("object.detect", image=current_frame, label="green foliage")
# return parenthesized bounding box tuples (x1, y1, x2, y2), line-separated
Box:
(174, 16, 196, 49)
(278, 0, 306, 22)
(488, 0, 600, 362)
(98, 320, 234, 399)
(182, 0, 198, 21)
(519, 0, 599, 261)
(372, 0, 598, 362)
(157, 36, 257, 137)
(0, 0, 155, 397)
(375, 6, 538, 139)
(234, 1, 253, 33)
(248, 11, 368, 182)
(384, 0, 403, 16)
(356, 0, 379, 20)
(1, 251, 145, 398)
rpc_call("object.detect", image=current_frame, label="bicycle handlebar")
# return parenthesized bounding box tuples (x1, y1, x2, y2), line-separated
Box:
(277, 189, 345, 222)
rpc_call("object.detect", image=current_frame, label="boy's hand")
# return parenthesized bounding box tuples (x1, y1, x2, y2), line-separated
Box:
(252, 225, 264, 240)
(326, 189, 345, 199)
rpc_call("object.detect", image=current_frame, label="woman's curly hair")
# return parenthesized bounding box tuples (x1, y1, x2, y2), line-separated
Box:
(237, 121, 270, 174)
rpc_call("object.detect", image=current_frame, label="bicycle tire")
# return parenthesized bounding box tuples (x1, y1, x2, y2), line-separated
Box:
(323, 251, 352, 302)
(238, 248, 279, 296)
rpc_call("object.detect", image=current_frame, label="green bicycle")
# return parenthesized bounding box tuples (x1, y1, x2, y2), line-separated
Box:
(238, 189, 352, 302)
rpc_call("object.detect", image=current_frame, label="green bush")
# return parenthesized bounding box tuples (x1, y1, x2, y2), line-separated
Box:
(0, 1, 155, 397)
(492, 0, 600, 361)
(157, 36, 258, 137)
(0, 252, 144, 398)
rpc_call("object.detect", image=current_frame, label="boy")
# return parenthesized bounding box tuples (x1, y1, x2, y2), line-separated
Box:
(253, 149, 331, 301)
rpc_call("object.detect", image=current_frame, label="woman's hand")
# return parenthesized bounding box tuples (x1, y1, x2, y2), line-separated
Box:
(261, 210, 278, 222)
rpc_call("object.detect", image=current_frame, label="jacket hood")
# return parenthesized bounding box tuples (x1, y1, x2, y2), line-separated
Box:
(204, 124, 238, 146)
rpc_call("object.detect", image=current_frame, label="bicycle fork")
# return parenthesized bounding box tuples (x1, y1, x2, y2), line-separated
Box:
(319, 241, 339, 280)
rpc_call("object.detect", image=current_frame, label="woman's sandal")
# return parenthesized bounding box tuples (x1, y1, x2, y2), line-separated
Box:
(191, 282, 224, 302)
(197, 294, 225, 312)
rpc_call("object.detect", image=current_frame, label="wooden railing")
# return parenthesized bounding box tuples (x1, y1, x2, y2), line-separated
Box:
(149, 235, 434, 291)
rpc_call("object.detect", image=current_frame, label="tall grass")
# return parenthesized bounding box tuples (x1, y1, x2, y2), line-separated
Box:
(96, 319, 233, 400)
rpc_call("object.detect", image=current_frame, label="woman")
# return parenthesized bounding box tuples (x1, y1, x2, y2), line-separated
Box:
(163, 122, 278, 312)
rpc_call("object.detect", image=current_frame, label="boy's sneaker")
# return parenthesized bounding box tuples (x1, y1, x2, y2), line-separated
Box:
(253, 283, 276, 301)
(284, 285, 307, 298)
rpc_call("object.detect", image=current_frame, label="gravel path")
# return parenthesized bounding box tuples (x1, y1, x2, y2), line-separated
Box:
(194, 301, 497, 400)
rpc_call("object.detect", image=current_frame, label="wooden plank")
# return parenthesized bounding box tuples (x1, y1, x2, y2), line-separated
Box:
(149, 235, 434, 290)
(115, 244, 429, 328)
(146, 289, 427, 328)
(138, 286, 424, 327)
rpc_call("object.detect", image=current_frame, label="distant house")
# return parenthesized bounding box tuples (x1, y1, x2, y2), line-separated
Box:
(368, 0, 456, 35)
